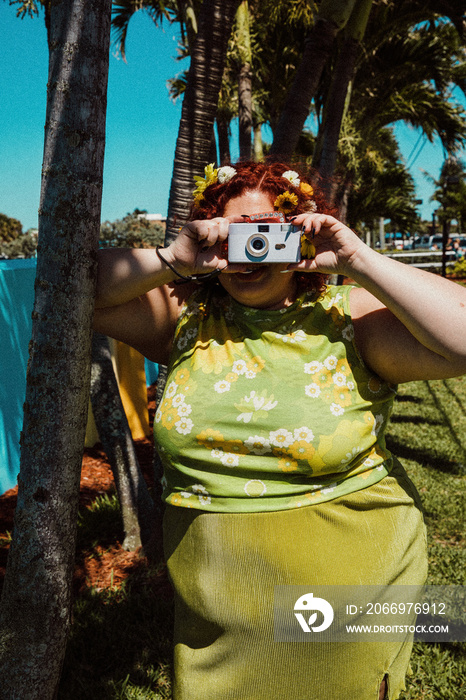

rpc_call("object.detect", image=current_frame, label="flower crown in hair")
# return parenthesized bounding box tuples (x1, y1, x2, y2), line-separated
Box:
(192, 164, 317, 216)
(193, 163, 237, 204)
(273, 170, 317, 215)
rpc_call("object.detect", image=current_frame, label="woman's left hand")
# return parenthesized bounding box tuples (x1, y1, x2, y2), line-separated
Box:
(286, 213, 366, 277)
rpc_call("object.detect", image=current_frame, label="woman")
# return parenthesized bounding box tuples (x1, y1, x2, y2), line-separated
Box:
(94, 161, 466, 700)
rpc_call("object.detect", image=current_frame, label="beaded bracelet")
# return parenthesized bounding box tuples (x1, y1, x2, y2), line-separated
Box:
(155, 246, 223, 284)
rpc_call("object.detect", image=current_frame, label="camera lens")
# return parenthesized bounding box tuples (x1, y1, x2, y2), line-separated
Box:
(246, 234, 269, 258)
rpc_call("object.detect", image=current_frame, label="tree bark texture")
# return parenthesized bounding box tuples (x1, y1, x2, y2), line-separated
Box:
(313, 0, 373, 198)
(269, 18, 340, 161)
(217, 115, 232, 164)
(312, 36, 359, 197)
(165, 0, 241, 243)
(238, 62, 253, 161)
(90, 333, 155, 552)
(237, 1, 252, 161)
(0, 1, 111, 697)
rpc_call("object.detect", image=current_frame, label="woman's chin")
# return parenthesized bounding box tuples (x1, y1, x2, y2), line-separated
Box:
(219, 265, 297, 309)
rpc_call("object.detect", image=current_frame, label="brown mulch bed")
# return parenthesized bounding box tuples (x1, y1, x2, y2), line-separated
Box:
(0, 384, 169, 597)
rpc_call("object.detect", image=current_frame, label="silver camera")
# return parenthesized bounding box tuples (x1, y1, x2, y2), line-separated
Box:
(227, 223, 302, 263)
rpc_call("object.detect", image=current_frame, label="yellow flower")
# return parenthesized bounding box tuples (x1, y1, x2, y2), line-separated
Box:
(274, 190, 298, 214)
(301, 233, 316, 259)
(161, 407, 178, 430)
(246, 355, 265, 373)
(277, 455, 299, 472)
(300, 182, 314, 197)
(174, 368, 190, 385)
(288, 440, 315, 462)
(197, 428, 224, 450)
(192, 163, 218, 202)
(223, 439, 249, 456)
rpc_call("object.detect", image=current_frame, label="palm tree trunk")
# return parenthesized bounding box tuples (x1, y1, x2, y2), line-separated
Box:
(0, 0, 111, 695)
(237, 0, 253, 161)
(253, 123, 264, 162)
(270, 0, 358, 161)
(165, 0, 241, 243)
(217, 115, 232, 164)
(90, 334, 155, 552)
(313, 0, 373, 199)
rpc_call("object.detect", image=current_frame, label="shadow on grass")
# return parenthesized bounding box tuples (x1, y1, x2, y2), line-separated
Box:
(385, 436, 464, 476)
(390, 415, 444, 426)
(394, 394, 424, 404)
(59, 565, 174, 700)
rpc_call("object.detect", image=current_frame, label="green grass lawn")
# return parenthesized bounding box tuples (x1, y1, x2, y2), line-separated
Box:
(58, 378, 466, 699)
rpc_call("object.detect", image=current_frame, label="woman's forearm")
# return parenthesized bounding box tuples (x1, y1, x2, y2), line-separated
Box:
(348, 245, 466, 364)
(95, 248, 178, 308)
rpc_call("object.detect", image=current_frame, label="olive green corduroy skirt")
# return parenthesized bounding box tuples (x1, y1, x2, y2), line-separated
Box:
(163, 461, 427, 700)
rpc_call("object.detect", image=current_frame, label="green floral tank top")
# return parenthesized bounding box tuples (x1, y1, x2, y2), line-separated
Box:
(154, 284, 397, 512)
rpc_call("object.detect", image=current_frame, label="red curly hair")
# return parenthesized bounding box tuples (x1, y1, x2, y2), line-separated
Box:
(191, 160, 332, 293)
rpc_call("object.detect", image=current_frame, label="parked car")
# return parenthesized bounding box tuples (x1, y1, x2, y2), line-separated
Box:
(428, 234, 466, 258)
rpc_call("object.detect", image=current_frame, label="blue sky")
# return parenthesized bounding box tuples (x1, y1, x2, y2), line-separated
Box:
(1, 3, 464, 231)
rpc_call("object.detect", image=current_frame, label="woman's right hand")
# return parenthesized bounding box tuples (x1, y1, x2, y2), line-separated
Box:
(163, 217, 231, 277)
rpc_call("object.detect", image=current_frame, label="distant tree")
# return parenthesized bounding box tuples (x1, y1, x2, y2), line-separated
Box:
(0, 230, 38, 259)
(0, 1, 112, 697)
(343, 125, 419, 234)
(0, 212, 23, 242)
(100, 209, 165, 248)
(429, 156, 466, 234)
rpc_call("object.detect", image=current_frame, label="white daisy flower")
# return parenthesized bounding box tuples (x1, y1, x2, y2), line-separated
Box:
(232, 360, 248, 375)
(342, 325, 354, 341)
(293, 426, 314, 442)
(177, 402, 192, 417)
(172, 393, 186, 407)
(165, 381, 178, 398)
(220, 452, 239, 467)
(362, 457, 375, 467)
(269, 428, 294, 448)
(282, 170, 300, 186)
(198, 494, 211, 506)
(155, 407, 163, 423)
(244, 435, 271, 455)
(305, 383, 321, 398)
(321, 482, 337, 495)
(175, 417, 194, 435)
(304, 360, 322, 375)
(333, 372, 347, 387)
(217, 165, 237, 183)
(214, 379, 231, 393)
(347, 381, 355, 391)
(330, 403, 345, 416)
(211, 448, 223, 460)
(192, 484, 209, 495)
(324, 355, 338, 371)
(245, 370, 257, 379)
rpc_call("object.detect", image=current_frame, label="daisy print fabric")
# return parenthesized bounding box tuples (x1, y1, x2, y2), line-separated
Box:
(154, 285, 397, 513)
